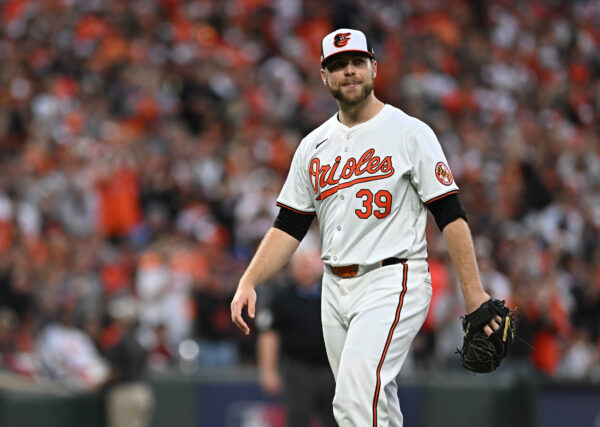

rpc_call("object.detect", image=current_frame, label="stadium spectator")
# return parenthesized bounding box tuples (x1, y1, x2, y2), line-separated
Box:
(256, 247, 336, 427)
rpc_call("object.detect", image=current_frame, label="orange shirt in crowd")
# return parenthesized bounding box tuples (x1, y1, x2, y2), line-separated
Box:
(97, 167, 142, 237)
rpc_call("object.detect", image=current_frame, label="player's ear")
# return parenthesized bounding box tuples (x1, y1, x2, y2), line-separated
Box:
(320, 68, 327, 85)
(372, 60, 377, 79)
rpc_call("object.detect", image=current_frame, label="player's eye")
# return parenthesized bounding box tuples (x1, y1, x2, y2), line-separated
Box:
(327, 61, 346, 71)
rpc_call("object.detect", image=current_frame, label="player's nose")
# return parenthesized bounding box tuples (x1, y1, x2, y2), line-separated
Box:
(343, 63, 356, 75)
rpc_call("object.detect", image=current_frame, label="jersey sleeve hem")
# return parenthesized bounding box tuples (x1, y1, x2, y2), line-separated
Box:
(276, 202, 317, 215)
(424, 189, 459, 205)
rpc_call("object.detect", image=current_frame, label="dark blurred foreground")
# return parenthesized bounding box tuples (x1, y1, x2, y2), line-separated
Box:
(0, 368, 599, 427)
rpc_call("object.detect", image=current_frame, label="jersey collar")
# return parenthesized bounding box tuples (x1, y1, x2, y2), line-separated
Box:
(334, 104, 390, 132)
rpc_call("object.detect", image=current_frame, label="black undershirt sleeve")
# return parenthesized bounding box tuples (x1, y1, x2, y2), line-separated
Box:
(273, 206, 315, 241)
(274, 194, 463, 239)
(426, 193, 467, 232)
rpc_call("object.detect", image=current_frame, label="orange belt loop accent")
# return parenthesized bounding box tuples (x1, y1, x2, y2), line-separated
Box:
(329, 258, 406, 278)
(330, 264, 359, 277)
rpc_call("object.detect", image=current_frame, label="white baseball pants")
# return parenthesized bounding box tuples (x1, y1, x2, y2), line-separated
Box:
(322, 259, 432, 427)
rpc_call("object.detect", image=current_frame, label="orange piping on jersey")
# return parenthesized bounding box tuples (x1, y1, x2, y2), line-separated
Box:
(316, 171, 394, 201)
(276, 202, 317, 215)
(424, 190, 459, 205)
(372, 261, 408, 427)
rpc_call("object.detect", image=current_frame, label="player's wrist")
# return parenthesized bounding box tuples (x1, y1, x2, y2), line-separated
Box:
(464, 290, 490, 314)
(237, 278, 258, 291)
(261, 368, 279, 378)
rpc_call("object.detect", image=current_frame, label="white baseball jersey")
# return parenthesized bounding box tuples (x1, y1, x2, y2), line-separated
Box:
(277, 104, 458, 266)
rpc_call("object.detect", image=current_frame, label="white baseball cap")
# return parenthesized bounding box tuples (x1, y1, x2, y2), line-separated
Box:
(320, 28, 374, 67)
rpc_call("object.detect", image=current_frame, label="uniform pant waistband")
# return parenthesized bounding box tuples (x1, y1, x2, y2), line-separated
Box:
(328, 257, 407, 278)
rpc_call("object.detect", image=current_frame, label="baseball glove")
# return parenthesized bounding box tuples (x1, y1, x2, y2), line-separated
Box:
(457, 298, 515, 373)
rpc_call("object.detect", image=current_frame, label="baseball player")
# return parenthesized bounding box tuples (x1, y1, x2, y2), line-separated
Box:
(231, 28, 501, 426)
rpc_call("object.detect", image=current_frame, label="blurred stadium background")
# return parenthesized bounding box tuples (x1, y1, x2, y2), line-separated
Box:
(0, 0, 599, 426)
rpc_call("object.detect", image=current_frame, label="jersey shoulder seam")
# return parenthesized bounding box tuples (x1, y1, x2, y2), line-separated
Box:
(404, 122, 431, 147)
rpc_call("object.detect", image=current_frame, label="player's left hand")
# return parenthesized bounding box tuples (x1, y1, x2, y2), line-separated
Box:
(230, 284, 256, 336)
(457, 298, 516, 373)
(465, 291, 499, 336)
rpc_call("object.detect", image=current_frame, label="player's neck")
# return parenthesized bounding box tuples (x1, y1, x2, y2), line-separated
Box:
(337, 95, 385, 128)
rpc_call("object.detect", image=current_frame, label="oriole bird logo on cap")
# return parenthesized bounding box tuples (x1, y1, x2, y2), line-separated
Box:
(334, 33, 351, 47)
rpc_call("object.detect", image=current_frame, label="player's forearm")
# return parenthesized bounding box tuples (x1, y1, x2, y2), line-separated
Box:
(257, 330, 280, 374)
(442, 218, 489, 313)
(239, 227, 301, 289)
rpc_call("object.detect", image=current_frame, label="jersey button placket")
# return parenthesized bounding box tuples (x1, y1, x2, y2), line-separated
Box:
(331, 133, 351, 264)
(339, 133, 348, 201)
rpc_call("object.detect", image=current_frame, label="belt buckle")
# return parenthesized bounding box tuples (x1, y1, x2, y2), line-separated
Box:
(331, 264, 359, 278)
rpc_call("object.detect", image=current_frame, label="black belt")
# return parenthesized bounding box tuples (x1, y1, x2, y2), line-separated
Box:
(382, 257, 406, 266)
(329, 257, 407, 278)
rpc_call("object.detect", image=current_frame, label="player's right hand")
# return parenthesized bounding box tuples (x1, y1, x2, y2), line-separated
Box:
(230, 284, 256, 335)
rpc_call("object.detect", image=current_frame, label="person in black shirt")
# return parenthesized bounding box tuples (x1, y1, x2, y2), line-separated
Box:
(256, 249, 336, 427)
(104, 297, 154, 427)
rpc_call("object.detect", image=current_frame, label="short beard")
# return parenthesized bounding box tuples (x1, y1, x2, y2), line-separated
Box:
(327, 78, 374, 107)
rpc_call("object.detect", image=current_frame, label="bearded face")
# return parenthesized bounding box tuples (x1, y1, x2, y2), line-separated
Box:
(326, 74, 375, 106)
(322, 54, 376, 107)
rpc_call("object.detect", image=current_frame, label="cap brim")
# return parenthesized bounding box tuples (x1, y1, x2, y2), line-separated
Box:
(321, 49, 374, 67)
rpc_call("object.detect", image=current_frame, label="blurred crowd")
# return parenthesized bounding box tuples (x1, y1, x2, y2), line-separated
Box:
(0, 0, 599, 390)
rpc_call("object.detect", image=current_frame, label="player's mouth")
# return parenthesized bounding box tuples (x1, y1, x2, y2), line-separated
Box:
(342, 81, 361, 88)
